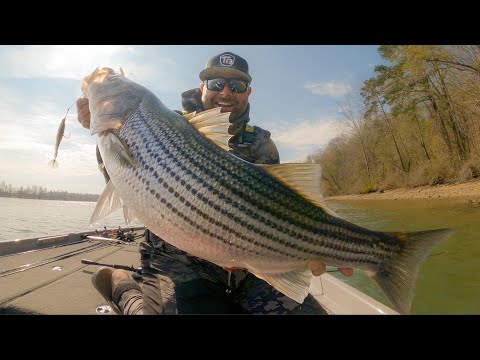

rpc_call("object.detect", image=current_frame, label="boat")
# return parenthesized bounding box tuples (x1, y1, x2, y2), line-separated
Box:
(0, 226, 398, 315)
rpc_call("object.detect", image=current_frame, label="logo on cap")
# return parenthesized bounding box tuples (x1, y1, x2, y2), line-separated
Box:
(219, 54, 235, 67)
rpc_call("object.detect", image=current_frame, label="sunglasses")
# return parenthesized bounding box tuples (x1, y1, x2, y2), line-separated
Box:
(205, 78, 249, 93)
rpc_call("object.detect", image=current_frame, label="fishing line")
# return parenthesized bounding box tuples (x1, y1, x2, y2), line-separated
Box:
(62, 100, 77, 138)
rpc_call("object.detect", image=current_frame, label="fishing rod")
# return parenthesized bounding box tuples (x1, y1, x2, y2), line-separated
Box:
(83, 235, 134, 245)
(80, 259, 142, 274)
(0, 228, 143, 260)
(0, 239, 89, 259)
(90, 227, 145, 243)
(0, 242, 111, 277)
(83, 229, 142, 245)
(1, 229, 145, 277)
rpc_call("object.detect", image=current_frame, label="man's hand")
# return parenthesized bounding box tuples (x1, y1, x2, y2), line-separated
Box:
(76, 97, 91, 129)
(337, 268, 353, 277)
(308, 260, 353, 277)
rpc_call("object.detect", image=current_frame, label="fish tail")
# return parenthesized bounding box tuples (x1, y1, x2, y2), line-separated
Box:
(48, 159, 58, 168)
(373, 228, 453, 314)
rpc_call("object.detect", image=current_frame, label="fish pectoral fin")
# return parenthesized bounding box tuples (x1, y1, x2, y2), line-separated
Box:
(90, 180, 132, 225)
(122, 205, 136, 225)
(184, 107, 232, 151)
(251, 269, 313, 304)
(102, 132, 137, 168)
(257, 163, 337, 216)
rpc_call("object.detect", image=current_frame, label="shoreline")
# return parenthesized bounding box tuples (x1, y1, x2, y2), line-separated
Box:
(0, 196, 97, 203)
(325, 180, 480, 202)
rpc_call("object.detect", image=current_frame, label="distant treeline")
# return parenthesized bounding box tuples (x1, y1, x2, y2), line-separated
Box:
(308, 45, 480, 196)
(0, 181, 99, 202)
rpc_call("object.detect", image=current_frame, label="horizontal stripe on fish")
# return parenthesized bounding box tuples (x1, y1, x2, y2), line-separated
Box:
(130, 144, 382, 258)
(136, 167, 383, 266)
(130, 156, 380, 263)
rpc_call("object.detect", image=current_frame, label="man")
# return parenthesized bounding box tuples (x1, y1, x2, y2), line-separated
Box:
(78, 51, 353, 314)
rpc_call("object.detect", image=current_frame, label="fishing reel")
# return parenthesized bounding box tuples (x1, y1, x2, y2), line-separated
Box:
(115, 227, 125, 241)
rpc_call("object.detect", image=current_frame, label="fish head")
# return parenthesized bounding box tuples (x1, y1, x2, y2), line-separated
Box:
(81, 67, 147, 135)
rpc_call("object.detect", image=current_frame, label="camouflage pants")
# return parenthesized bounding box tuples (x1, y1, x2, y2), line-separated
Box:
(118, 231, 327, 315)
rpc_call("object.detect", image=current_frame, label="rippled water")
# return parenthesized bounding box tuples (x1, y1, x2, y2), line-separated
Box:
(0, 197, 143, 241)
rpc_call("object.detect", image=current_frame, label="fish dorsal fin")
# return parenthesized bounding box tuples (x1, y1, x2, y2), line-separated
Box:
(90, 180, 136, 225)
(182, 111, 197, 121)
(258, 163, 336, 216)
(185, 107, 222, 124)
(184, 107, 232, 151)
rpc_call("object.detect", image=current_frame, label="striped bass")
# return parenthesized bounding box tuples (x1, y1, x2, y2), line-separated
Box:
(82, 67, 453, 314)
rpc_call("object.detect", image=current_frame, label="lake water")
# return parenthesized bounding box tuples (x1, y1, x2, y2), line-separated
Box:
(325, 198, 480, 315)
(0, 197, 143, 241)
(0, 196, 478, 314)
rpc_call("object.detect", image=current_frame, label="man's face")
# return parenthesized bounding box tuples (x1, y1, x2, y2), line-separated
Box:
(200, 77, 251, 121)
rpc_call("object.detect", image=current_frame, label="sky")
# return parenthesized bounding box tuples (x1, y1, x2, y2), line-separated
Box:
(0, 45, 387, 194)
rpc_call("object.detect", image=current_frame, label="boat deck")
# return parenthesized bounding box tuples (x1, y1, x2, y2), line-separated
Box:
(0, 227, 398, 315)
(0, 230, 144, 315)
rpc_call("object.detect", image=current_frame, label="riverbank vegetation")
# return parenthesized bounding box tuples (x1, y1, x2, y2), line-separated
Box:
(0, 181, 99, 202)
(308, 45, 480, 196)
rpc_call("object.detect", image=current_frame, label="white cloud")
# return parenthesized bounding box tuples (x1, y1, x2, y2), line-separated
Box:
(272, 119, 345, 147)
(0, 84, 101, 193)
(0, 140, 102, 194)
(267, 118, 347, 162)
(0, 85, 84, 147)
(0, 45, 187, 194)
(0, 45, 181, 93)
(304, 81, 352, 97)
(0, 45, 133, 79)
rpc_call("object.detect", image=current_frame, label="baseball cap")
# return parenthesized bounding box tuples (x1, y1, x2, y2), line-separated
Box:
(199, 52, 252, 83)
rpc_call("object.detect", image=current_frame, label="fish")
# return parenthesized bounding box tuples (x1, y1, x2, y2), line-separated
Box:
(82, 67, 453, 314)
(48, 116, 67, 168)
(49, 102, 75, 168)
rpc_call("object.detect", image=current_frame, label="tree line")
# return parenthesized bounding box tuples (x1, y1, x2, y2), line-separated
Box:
(307, 45, 480, 196)
(0, 180, 99, 202)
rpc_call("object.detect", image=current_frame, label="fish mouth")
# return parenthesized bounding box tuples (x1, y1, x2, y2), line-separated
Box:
(81, 67, 119, 96)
